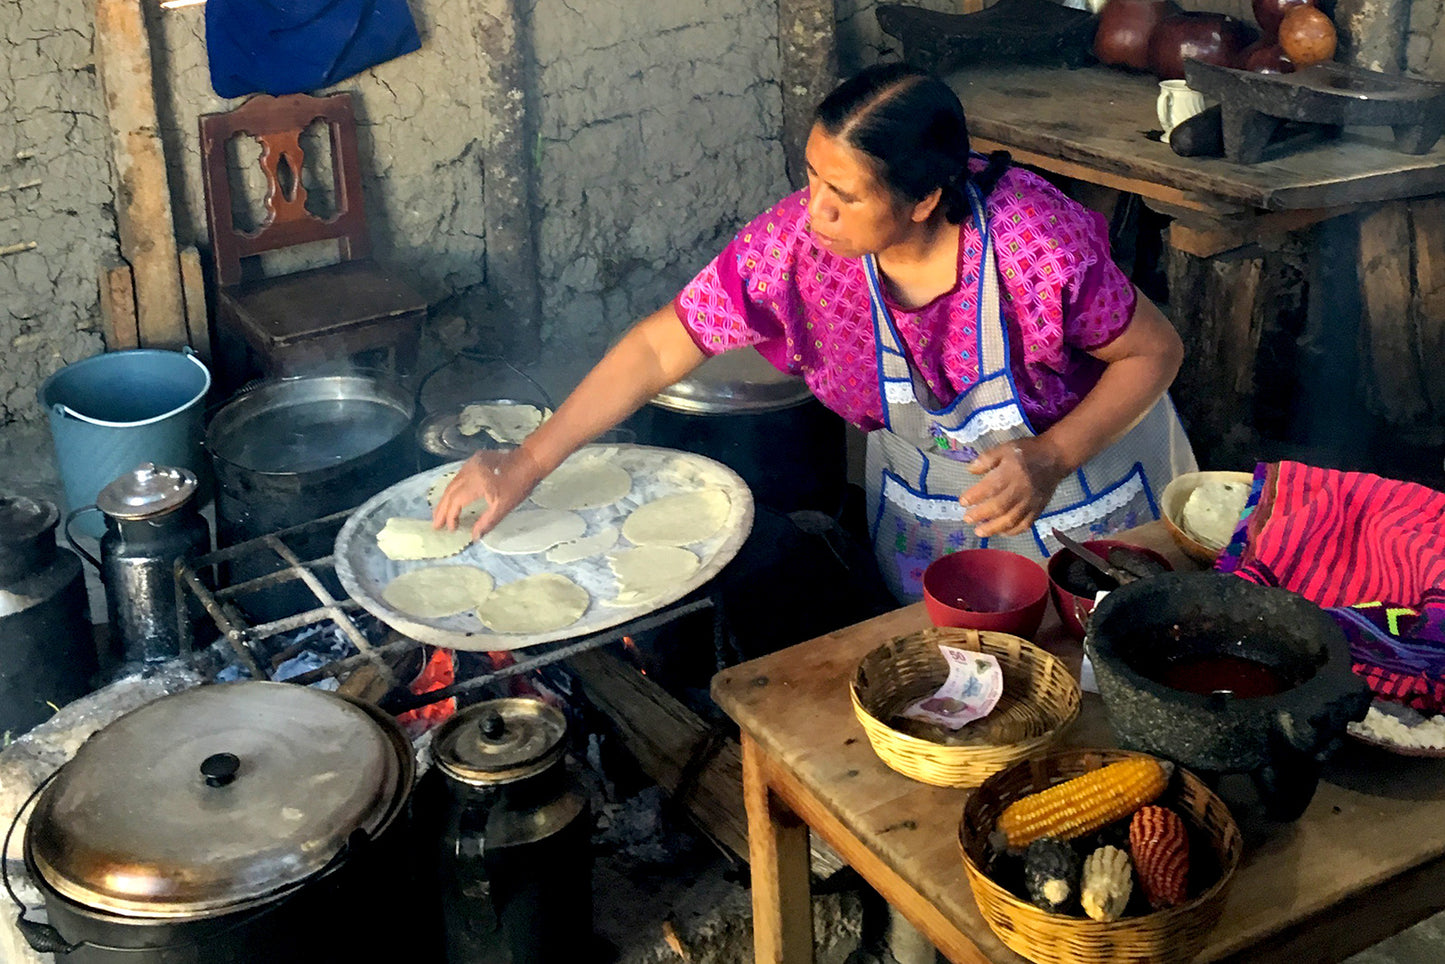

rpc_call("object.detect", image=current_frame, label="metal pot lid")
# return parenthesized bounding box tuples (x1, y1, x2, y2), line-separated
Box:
(649, 347, 813, 415)
(0, 493, 58, 545)
(433, 697, 567, 786)
(95, 463, 197, 520)
(26, 681, 403, 918)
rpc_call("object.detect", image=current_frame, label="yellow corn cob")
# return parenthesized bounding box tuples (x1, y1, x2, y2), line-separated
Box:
(995, 758, 1170, 849)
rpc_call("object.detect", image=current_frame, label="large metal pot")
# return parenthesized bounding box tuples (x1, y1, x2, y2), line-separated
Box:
(205, 373, 416, 622)
(15, 681, 432, 962)
(626, 347, 846, 515)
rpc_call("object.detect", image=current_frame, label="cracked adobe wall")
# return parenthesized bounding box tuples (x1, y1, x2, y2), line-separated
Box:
(531, 0, 788, 356)
(0, 0, 786, 423)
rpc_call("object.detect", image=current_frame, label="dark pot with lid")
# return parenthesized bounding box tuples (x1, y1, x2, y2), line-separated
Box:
(627, 346, 846, 515)
(419, 697, 593, 964)
(1085, 572, 1371, 820)
(14, 681, 432, 962)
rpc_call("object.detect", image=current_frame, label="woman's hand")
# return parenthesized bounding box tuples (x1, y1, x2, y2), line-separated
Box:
(432, 446, 547, 541)
(959, 436, 1070, 537)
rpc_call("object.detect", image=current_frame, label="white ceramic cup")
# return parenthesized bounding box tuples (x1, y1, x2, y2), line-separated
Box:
(1157, 80, 1208, 144)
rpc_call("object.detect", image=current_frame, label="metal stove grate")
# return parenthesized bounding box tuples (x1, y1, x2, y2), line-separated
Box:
(177, 510, 724, 710)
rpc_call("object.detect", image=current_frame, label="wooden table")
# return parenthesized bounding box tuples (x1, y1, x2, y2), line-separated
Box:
(943, 63, 1445, 262)
(711, 522, 1445, 963)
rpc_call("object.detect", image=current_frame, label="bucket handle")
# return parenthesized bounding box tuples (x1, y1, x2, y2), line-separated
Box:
(63, 507, 102, 569)
(50, 347, 212, 429)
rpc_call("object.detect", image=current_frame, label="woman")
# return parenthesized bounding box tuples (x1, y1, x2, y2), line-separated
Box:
(435, 63, 1197, 601)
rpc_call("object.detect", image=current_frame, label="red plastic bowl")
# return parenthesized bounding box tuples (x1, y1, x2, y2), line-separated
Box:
(921, 548, 1050, 638)
(1046, 539, 1174, 640)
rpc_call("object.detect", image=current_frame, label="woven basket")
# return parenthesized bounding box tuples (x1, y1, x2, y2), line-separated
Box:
(849, 627, 1080, 787)
(959, 747, 1244, 964)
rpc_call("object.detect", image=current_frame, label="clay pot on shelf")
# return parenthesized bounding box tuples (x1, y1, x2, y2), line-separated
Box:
(1094, 0, 1182, 71)
(1278, 5, 1337, 67)
(1252, 0, 1315, 41)
(1148, 11, 1256, 80)
(1239, 39, 1295, 73)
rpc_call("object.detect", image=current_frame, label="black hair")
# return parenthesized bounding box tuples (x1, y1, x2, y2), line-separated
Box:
(814, 62, 1010, 224)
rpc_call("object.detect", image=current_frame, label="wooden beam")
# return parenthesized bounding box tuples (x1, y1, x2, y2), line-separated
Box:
(1164, 205, 1363, 259)
(94, 0, 187, 349)
(1358, 201, 1430, 423)
(971, 136, 1252, 217)
(178, 245, 210, 360)
(566, 646, 844, 876)
(1410, 197, 1445, 418)
(779, 0, 835, 188)
(98, 260, 140, 350)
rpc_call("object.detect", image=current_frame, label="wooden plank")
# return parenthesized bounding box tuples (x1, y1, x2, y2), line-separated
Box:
(1358, 201, 1430, 423)
(948, 65, 1445, 211)
(1410, 197, 1445, 418)
(178, 245, 210, 361)
(94, 0, 186, 349)
(743, 735, 816, 964)
(1165, 205, 1361, 259)
(98, 260, 140, 350)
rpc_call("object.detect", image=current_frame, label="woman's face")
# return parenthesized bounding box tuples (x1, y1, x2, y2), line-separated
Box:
(804, 125, 918, 258)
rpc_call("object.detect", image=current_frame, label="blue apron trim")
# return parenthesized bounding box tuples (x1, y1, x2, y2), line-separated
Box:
(1027, 463, 1157, 555)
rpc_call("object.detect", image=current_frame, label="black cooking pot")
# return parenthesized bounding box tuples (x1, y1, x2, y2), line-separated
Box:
(1085, 572, 1372, 820)
(12, 682, 434, 963)
(625, 347, 847, 515)
(206, 373, 417, 622)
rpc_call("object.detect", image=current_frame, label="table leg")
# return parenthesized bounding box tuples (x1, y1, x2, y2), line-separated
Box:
(742, 733, 815, 964)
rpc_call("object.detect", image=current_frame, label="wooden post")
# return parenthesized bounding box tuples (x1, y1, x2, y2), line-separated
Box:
(94, 0, 187, 349)
(779, 0, 836, 188)
(1358, 202, 1434, 427)
(98, 260, 140, 350)
(742, 735, 815, 964)
(1410, 197, 1445, 419)
(178, 246, 210, 361)
(1333, 0, 1409, 73)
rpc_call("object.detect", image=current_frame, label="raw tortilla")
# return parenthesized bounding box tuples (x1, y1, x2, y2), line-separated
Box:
(621, 488, 731, 546)
(476, 573, 589, 634)
(427, 470, 487, 528)
(545, 526, 619, 565)
(382, 565, 494, 618)
(480, 509, 586, 554)
(458, 403, 548, 444)
(604, 545, 700, 607)
(530, 458, 632, 510)
(1180, 479, 1249, 548)
(376, 517, 473, 561)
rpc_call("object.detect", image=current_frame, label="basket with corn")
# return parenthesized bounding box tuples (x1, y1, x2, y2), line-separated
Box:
(958, 748, 1243, 964)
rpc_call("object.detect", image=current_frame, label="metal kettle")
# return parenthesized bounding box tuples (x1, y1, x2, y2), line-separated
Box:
(65, 463, 212, 664)
(423, 697, 594, 964)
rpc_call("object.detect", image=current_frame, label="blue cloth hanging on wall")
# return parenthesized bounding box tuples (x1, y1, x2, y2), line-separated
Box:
(206, 0, 422, 99)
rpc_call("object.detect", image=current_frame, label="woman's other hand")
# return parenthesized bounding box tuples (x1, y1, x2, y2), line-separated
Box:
(959, 436, 1069, 537)
(432, 446, 546, 541)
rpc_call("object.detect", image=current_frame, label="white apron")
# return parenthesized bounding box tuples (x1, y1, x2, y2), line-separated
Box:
(863, 185, 1197, 601)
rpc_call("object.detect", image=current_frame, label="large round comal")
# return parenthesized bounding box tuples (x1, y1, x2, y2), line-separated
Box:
(19, 681, 423, 963)
(1085, 572, 1371, 820)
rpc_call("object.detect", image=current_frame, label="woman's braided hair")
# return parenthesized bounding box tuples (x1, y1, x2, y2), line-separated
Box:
(815, 62, 1010, 225)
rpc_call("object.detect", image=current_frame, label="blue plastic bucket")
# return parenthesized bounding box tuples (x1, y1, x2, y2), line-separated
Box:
(39, 349, 212, 538)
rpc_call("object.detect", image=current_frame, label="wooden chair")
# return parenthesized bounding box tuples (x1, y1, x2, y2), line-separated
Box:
(199, 92, 426, 392)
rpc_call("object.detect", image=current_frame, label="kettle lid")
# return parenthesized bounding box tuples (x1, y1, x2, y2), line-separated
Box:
(96, 463, 198, 520)
(0, 493, 58, 546)
(25, 682, 408, 918)
(433, 697, 567, 786)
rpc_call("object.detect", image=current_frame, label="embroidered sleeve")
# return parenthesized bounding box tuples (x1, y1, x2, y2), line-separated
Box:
(673, 192, 808, 358)
(1056, 199, 1137, 352)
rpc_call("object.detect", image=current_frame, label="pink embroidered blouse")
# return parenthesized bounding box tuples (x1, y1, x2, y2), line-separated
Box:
(672, 166, 1137, 434)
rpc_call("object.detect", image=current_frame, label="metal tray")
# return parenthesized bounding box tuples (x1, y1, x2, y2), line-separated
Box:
(333, 444, 754, 651)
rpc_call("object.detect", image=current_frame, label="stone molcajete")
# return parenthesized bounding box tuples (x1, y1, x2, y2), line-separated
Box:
(1085, 572, 1371, 821)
